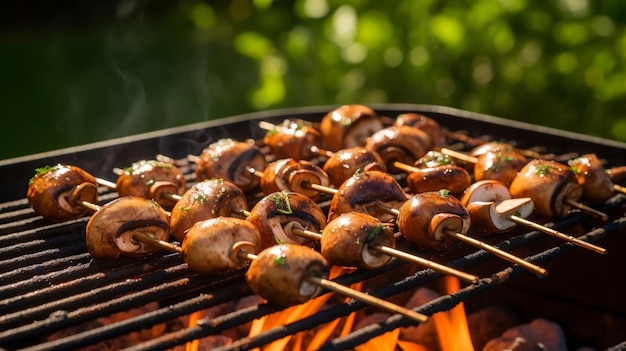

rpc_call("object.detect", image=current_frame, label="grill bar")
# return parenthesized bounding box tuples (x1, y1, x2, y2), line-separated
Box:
(1, 104, 625, 350)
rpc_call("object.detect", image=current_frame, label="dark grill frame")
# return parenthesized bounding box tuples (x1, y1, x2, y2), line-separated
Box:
(1, 104, 625, 350)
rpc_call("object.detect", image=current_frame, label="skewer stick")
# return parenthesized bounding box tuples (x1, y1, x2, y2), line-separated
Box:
(290, 227, 479, 284)
(564, 199, 609, 222)
(614, 184, 626, 195)
(247, 167, 339, 196)
(379, 204, 548, 277)
(238, 251, 428, 323)
(507, 215, 606, 254)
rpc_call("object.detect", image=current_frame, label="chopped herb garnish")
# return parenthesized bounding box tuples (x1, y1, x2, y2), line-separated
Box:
(272, 191, 293, 214)
(535, 164, 554, 176)
(366, 224, 384, 242)
(273, 255, 286, 266)
(194, 193, 208, 204)
(29, 165, 58, 184)
(438, 189, 451, 198)
(179, 206, 191, 212)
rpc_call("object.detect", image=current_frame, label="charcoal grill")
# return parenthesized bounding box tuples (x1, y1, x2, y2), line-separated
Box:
(1, 104, 626, 351)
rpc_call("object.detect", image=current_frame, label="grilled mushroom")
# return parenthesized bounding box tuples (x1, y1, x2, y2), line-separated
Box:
(247, 191, 327, 249)
(405, 165, 471, 197)
(263, 119, 322, 161)
(474, 148, 527, 187)
(260, 158, 330, 201)
(115, 160, 187, 209)
(509, 160, 583, 218)
(322, 147, 386, 188)
(27, 164, 98, 222)
(397, 190, 471, 250)
(393, 112, 444, 146)
(195, 138, 267, 192)
(181, 217, 261, 274)
(320, 212, 395, 270)
(365, 125, 432, 173)
(568, 153, 615, 204)
(327, 170, 409, 223)
(319, 104, 384, 152)
(169, 179, 249, 241)
(245, 244, 329, 306)
(86, 196, 170, 260)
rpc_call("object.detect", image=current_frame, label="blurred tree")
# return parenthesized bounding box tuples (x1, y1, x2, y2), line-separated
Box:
(1, 0, 625, 160)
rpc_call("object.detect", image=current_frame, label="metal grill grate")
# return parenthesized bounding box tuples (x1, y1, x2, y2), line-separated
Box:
(1, 104, 625, 350)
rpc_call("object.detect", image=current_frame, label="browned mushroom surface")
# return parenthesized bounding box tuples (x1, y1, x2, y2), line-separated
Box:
(473, 148, 527, 187)
(263, 120, 322, 161)
(397, 190, 471, 250)
(320, 212, 394, 270)
(86, 196, 170, 260)
(568, 153, 615, 204)
(322, 146, 386, 188)
(27, 164, 98, 222)
(393, 112, 444, 146)
(405, 164, 471, 197)
(169, 179, 249, 241)
(195, 138, 267, 192)
(319, 104, 384, 152)
(247, 191, 327, 249)
(365, 125, 433, 173)
(260, 158, 330, 201)
(245, 244, 329, 306)
(327, 170, 409, 223)
(181, 217, 261, 274)
(115, 160, 187, 209)
(509, 159, 583, 218)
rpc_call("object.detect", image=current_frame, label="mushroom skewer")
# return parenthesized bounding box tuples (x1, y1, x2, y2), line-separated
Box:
(439, 148, 608, 221)
(380, 192, 548, 277)
(242, 189, 479, 283)
(461, 180, 606, 255)
(241, 244, 428, 323)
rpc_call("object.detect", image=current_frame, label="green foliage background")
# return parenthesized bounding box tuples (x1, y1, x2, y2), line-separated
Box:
(2, 0, 626, 160)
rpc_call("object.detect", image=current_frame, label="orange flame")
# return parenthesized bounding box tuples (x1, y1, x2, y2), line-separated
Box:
(433, 276, 474, 351)
(249, 266, 361, 351)
(185, 310, 204, 351)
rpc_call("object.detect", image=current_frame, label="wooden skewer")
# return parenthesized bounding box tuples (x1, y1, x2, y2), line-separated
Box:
(378, 204, 548, 277)
(393, 161, 607, 255)
(614, 184, 626, 195)
(95, 177, 183, 203)
(238, 251, 428, 323)
(289, 227, 479, 284)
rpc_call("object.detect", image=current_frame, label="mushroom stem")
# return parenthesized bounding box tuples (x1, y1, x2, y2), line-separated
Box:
(564, 199, 609, 222)
(290, 227, 479, 284)
(237, 248, 428, 323)
(443, 229, 548, 277)
(508, 215, 607, 255)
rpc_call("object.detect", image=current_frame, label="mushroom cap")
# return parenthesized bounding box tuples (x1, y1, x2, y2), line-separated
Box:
(322, 147, 386, 188)
(86, 196, 170, 260)
(115, 160, 187, 209)
(319, 104, 384, 152)
(321, 212, 395, 270)
(195, 138, 267, 191)
(245, 244, 329, 306)
(27, 164, 98, 222)
(397, 191, 471, 250)
(169, 179, 249, 241)
(247, 191, 327, 250)
(182, 217, 261, 274)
